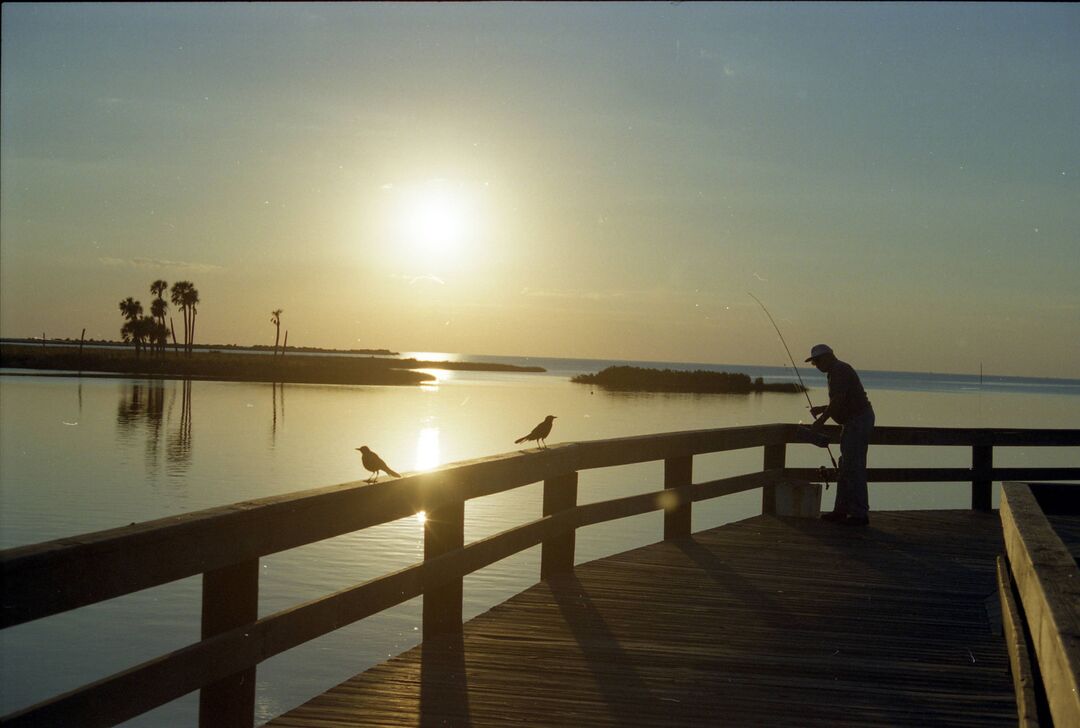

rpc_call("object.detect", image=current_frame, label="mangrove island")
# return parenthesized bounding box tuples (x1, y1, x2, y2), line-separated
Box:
(0, 343, 544, 387)
(571, 365, 807, 394)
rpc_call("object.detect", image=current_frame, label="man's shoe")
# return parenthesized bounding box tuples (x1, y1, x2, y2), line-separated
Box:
(820, 511, 847, 522)
(840, 514, 869, 526)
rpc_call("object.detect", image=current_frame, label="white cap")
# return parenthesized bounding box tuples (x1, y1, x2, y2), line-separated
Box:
(805, 344, 834, 362)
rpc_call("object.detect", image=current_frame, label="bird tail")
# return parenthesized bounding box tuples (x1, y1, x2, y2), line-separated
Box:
(385, 467, 401, 478)
(514, 436, 527, 444)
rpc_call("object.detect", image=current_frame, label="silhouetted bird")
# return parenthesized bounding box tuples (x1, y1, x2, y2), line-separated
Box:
(515, 415, 557, 449)
(356, 445, 401, 483)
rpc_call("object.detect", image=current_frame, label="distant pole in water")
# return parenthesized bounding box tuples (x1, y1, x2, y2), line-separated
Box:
(748, 292, 839, 475)
(980, 363, 983, 386)
(79, 328, 86, 370)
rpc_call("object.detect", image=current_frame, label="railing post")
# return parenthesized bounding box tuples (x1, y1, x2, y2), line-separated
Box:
(762, 443, 786, 515)
(199, 559, 259, 728)
(423, 497, 465, 640)
(541, 472, 578, 579)
(664, 456, 692, 540)
(973, 445, 993, 511)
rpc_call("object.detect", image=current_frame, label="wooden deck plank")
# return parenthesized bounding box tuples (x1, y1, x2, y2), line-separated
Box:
(267, 511, 1015, 727)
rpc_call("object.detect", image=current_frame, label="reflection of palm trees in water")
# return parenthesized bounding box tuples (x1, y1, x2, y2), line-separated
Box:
(144, 383, 166, 466)
(116, 379, 191, 475)
(116, 382, 144, 433)
(167, 379, 193, 476)
(116, 381, 164, 438)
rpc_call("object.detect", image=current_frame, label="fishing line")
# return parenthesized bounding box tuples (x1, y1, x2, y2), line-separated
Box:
(748, 292, 839, 483)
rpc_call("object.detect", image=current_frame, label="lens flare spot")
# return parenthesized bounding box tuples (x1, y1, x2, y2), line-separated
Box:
(657, 490, 679, 512)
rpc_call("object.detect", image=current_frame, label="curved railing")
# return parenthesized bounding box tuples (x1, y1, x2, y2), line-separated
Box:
(2, 424, 1078, 727)
(998, 481, 1080, 726)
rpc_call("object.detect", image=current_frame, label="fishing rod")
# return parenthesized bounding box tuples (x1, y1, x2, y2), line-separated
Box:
(748, 293, 838, 486)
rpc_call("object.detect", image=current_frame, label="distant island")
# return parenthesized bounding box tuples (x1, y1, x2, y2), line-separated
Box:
(1, 337, 399, 356)
(396, 358, 545, 373)
(0, 342, 544, 386)
(571, 365, 807, 394)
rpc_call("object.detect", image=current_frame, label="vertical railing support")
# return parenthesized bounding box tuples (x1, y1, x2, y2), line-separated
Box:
(972, 444, 993, 511)
(541, 472, 578, 579)
(423, 497, 465, 640)
(199, 559, 259, 728)
(762, 443, 787, 515)
(664, 456, 692, 540)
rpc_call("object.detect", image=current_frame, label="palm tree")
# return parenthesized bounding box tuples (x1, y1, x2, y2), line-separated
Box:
(170, 282, 191, 353)
(150, 299, 167, 355)
(119, 312, 157, 360)
(183, 285, 200, 355)
(135, 316, 158, 359)
(119, 297, 143, 322)
(150, 280, 168, 355)
(120, 319, 138, 355)
(151, 317, 169, 355)
(170, 282, 199, 355)
(270, 309, 283, 356)
(118, 297, 143, 355)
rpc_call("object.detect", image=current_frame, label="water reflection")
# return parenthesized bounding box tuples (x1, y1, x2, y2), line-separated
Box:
(116, 380, 166, 470)
(271, 381, 285, 446)
(115, 379, 192, 476)
(414, 426, 441, 471)
(168, 379, 193, 477)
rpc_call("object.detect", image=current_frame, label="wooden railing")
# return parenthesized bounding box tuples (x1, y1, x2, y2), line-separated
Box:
(2, 424, 1078, 727)
(998, 482, 1080, 727)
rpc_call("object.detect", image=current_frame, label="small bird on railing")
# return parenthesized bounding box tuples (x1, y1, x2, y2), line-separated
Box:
(515, 415, 556, 450)
(355, 446, 401, 483)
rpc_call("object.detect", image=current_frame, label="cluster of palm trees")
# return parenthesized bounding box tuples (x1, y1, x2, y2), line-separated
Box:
(117, 280, 200, 357)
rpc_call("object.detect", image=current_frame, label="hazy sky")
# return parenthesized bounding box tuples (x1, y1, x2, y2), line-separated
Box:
(2, 3, 1078, 377)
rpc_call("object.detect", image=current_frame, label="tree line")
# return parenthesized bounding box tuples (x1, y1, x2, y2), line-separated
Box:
(118, 281, 287, 357)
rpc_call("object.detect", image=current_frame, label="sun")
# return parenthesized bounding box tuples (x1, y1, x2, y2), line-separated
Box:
(396, 181, 474, 256)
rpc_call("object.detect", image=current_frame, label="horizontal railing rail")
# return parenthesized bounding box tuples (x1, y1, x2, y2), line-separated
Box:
(785, 467, 1080, 482)
(2, 424, 1077, 727)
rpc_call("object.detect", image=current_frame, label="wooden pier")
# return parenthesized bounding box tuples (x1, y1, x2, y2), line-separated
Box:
(2, 424, 1078, 727)
(269, 510, 1018, 727)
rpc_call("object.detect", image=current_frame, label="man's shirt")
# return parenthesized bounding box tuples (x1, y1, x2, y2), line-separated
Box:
(827, 360, 872, 424)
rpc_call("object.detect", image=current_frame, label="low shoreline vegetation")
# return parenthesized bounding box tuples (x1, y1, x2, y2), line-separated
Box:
(571, 365, 806, 394)
(0, 344, 543, 386)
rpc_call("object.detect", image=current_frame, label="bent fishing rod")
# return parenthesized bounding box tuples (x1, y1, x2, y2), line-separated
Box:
(748, 292, 838, 487)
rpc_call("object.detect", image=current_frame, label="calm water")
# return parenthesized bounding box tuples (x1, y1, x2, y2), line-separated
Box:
(2, 359, 1078, 724)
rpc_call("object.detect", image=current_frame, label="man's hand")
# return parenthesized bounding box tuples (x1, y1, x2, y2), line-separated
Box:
(809, 405, 827, 417)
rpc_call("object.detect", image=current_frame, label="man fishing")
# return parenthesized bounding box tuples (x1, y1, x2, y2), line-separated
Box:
(807, 344, 876, 526)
